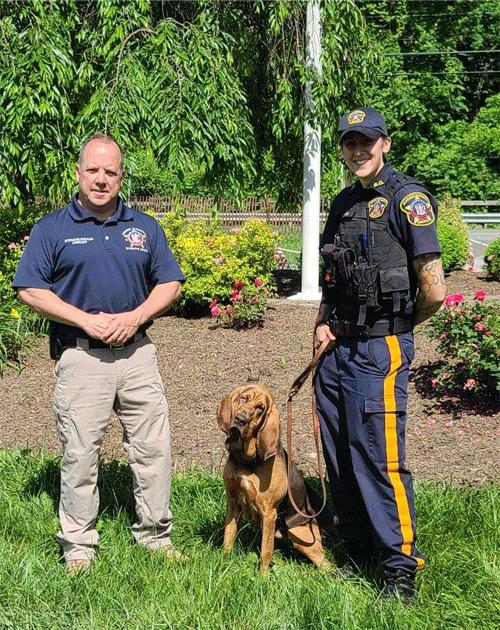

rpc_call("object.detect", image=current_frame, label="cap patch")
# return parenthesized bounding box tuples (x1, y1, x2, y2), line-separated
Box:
(347, 110, 367, 126)
(400, 192, 435, 226)
(368, 197, 388, 219)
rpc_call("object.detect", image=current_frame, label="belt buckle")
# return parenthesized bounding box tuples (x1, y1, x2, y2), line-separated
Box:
(110, 342, 125, 350)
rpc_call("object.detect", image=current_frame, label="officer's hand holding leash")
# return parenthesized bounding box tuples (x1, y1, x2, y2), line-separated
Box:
(313, 322, 335, 352)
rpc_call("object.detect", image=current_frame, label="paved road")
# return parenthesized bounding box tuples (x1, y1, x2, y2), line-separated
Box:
(467, 228, 499, 271)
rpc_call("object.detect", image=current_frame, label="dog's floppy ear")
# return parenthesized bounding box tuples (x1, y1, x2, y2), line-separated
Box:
(256, 396, 280, 461)
(217, 392, 234, 435)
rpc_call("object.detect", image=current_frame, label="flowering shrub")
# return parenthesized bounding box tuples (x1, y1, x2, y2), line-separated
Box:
(427, 291, 500, 396)
(484, 237, 500, 280)
(159, 208, 277, 314)
(210, 278, 270, 329)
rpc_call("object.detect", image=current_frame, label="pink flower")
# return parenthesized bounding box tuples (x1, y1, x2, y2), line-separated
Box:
(442, 373, 450, 379)
(251, 296, 259, 303)
(233, 281, 244, 289)
(474, 322, 486, 332)
(210, 306, 221, 317)
(476, 314, 482, 321)
(226, 308, 232, 315)
(7, 243, 16, 250)
(487, 254, 496, 262)
(463, 379, 477, 390)
(474, 290, 486, 302)
(254, 278, 263, 287)
(431, 378, 439, 388)
(209, 299, 217, 308)
(472, 343, 479, 350)
(230, 289, 239, 298)
(445, 421, 453, 428)
(439, 332, 447, 340)
(213, 257, 223, 265)
(427, 418, 436, 425)
(444, 293, 464, 307)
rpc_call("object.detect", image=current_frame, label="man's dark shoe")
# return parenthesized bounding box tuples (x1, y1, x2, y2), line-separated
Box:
(382, 568, 416, 604)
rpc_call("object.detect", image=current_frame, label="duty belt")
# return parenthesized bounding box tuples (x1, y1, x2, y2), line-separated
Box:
(329, 318, 412, 338)
(57, 330, 146, 351)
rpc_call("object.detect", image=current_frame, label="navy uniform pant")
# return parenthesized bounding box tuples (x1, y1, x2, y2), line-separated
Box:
(314, 332, 425, 573)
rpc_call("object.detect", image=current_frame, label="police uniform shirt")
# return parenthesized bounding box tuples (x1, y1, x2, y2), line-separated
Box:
(13, 195, 185, 330)
(321, 162, 441, 317)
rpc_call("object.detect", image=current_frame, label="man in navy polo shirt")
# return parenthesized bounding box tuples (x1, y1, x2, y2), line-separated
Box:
(13, 134, 185, 573)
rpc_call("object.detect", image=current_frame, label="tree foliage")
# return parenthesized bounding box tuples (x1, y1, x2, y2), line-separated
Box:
(359, 0, 500, 199)
(0, 0, 372, 210)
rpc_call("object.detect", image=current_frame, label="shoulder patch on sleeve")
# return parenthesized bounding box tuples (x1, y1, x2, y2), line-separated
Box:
(400, 192, 435, 226)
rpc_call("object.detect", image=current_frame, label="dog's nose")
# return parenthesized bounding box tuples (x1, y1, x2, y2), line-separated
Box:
(234, 413, 247, 426)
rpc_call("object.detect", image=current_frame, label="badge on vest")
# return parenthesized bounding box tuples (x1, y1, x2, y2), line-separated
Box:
(400, 192, 435, 226)
(368, 197, 388, 219)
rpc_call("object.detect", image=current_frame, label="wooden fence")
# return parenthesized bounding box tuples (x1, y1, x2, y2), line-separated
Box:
(129, 195, 330, 231)
(129, 195, 500, 230)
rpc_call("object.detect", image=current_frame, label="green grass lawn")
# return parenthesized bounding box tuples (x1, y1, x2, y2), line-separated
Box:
(1, 448, 500, 630)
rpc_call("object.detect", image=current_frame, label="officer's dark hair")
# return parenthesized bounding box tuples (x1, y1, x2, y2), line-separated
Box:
(78, 134, 124, 174)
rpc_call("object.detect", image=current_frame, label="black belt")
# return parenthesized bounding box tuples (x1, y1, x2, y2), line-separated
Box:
(58, 331, 146, 351)
(329, 318, 412, 338)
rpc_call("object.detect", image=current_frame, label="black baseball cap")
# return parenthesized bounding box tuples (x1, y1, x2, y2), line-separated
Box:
(338, 107, 388, 142)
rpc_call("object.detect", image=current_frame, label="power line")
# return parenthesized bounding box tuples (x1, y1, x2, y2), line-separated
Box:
(377, 69, 500, 76)
(385, 49, 500, 56)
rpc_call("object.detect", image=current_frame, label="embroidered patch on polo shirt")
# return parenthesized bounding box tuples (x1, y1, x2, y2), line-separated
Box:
(368, 197, 388, 218)
(123, 227, 147, 249)
(400, 192, 435, 226)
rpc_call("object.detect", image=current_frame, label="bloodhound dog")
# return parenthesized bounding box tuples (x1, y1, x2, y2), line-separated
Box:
(217, 384, 333, 573)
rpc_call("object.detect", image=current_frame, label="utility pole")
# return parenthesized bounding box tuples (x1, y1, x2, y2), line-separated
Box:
(290, 0, 322, 301)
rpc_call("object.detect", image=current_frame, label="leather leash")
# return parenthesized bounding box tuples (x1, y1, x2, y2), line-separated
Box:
(286, 337, 332, 520)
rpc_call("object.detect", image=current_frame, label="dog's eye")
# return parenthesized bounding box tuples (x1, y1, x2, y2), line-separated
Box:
(240, 395, 249, 403)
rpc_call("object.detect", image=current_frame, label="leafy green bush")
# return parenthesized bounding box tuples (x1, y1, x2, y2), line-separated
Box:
(0, 201, 49, 246)
(437, 194, 470, 271)
(160, 209, 278, 317)
(437, 222, 468, 273)
(0, 275, 47, 373)
(427, 291, 500, 397)
(484, 237, 500, 280)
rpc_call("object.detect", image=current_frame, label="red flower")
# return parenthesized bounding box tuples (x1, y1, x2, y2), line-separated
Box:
(254, 278, 263, 287)
(210, 306, 221, 317)
(209, 299, 217, 308)
(474, 322, 486, 332)
(233, 281, 244, 288)
(474, 290, 486, 302)
(444, 293, 464, 307)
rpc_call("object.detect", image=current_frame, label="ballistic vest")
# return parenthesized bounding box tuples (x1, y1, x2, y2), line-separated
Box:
(321, 173, 417, 330)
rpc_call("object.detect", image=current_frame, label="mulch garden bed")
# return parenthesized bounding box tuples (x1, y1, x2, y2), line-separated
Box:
(1, 269, 499, 486)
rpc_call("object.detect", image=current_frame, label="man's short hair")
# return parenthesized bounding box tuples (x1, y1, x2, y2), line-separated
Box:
(78, 134, 124, 173)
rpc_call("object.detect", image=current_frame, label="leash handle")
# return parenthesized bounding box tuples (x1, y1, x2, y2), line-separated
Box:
(286, 338, 331, 520)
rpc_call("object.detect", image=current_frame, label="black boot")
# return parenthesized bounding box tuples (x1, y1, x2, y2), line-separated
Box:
(382, 568, 416, 604)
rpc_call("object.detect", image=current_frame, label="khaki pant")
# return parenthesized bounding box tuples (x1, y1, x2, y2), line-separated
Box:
(53, 336, 172, 562)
